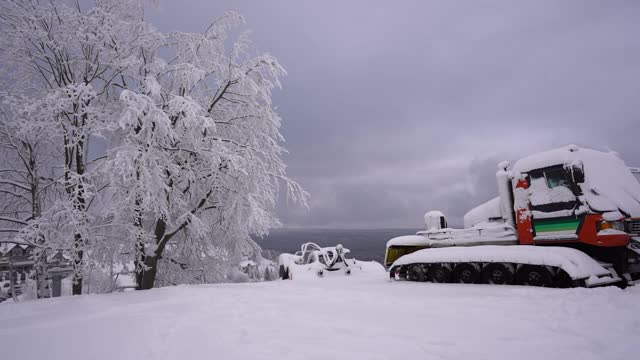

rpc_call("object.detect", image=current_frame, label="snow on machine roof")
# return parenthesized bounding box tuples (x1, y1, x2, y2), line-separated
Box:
(512, 145, 640, 217)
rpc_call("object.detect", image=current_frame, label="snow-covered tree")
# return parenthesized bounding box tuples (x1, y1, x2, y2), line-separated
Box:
(0, 0, 150, 294)
(0, 0, 306, 293)
(107, 13, 307, 289)
(0, 108, 59, 297)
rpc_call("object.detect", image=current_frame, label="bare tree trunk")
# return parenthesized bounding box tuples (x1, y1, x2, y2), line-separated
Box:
(72, 233, 84, 295)
(66, 113, 88, 296)
(71, 132, 86, 295)
(28, 145, 49, 299)
(133, 163, 146, 288)
(139, 255, 158, 290)
(137, 218, 167, 290)
(136, 187, 215, 290)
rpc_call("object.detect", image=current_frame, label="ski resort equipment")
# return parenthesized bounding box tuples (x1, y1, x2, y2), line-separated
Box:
(386, 145, 640, 288)
(278, 243, 361, 279)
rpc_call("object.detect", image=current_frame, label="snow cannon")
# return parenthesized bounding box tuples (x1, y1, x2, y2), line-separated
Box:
(278, 242, 362, 280)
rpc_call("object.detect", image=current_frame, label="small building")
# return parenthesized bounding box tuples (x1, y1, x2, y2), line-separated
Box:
(0, 242, 72, 299)
(0, 243, 35, 273)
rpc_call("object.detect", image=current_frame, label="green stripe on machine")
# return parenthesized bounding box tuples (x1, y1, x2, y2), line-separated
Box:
(534, 218, 580, 233)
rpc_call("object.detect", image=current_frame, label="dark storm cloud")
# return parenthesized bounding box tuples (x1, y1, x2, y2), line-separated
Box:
(147, 1, 640, 228)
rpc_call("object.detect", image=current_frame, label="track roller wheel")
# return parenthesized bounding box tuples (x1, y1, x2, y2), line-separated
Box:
(516, 265, 553, 287)
(428, 264, 452, 283)
(407, 264, 427, 282)
(482, 263, 514, 285)
(554, 269, 576, 288)
(453, 263, 480, 284)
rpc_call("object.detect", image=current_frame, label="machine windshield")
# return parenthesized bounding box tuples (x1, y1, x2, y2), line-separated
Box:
(528, 165, 580, 213)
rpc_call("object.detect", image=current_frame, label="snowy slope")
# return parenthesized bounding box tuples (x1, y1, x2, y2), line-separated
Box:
(1, 270, 639, 360)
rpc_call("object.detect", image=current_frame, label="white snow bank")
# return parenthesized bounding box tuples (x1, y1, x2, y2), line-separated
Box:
(421, 223, 517, 243)
(1, 274, 639, 360)
(278, 252, 300, 268)
(388, 222, 517, 248)
(284, 260, 384, 280)
(387, 235, 430, 247)
(531, 209, 577, 219)
(239, 260, 256, 267)
(391, 245, 611, 280)
(513, 145, 640, 217)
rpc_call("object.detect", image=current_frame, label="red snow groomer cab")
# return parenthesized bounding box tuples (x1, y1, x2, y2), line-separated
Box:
(386, 145, 640, 288)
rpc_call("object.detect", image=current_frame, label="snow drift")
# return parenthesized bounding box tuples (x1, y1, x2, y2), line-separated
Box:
(1, 275, 639, 360)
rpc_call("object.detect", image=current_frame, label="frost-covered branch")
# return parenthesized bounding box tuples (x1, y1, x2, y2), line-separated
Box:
(0, 178, 31, 191)
(0, 216, 28, 226)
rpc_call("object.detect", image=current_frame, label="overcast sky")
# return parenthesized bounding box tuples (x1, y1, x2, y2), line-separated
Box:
(148, 1, 640, 228)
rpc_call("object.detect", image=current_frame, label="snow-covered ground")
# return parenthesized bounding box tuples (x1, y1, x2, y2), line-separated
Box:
(1, 265, 639, 360)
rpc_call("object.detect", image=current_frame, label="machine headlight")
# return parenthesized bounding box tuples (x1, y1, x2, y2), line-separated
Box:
(613, 222, 626, 232)
(598, 220, 626, 232)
